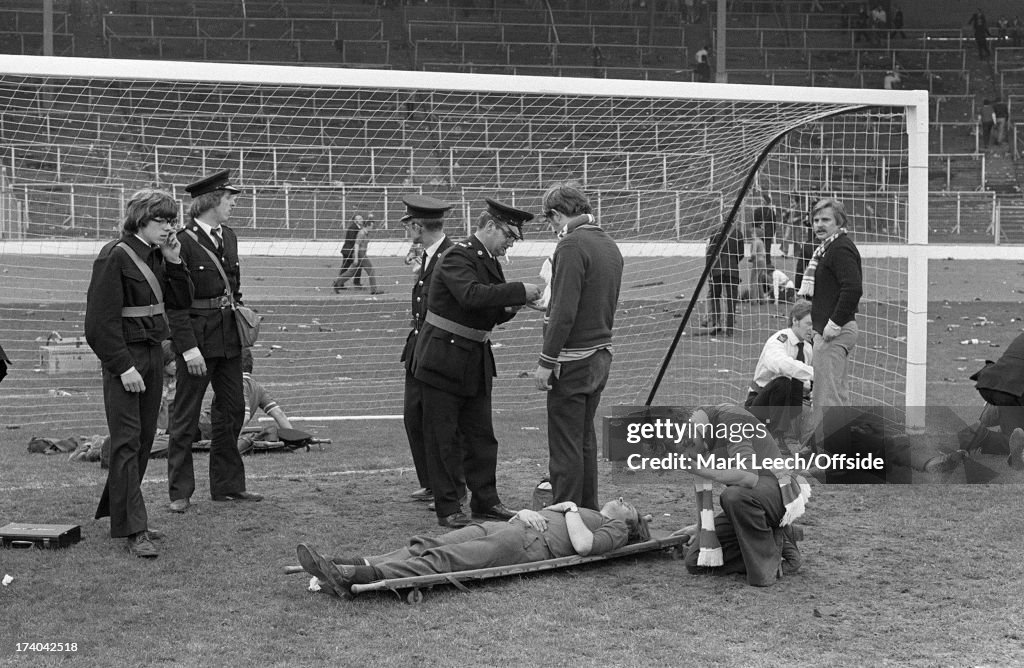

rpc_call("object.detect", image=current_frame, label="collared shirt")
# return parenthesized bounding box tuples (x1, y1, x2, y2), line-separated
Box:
(194, 219, 222, 248)
(423, 233, 447, 268)
(751, 327, 814, 390)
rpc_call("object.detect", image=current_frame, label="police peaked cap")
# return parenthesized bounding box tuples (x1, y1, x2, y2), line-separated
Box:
(184, 169, 241, 198)
(400, 194, 453, 222)
(485, 197, 533, 240)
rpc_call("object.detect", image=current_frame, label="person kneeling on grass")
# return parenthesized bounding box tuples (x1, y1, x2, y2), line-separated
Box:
(672, 404, 809, 587)
(296, 497, 650, 598)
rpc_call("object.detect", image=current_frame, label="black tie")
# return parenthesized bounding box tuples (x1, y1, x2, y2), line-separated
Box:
(421, 250, 428, 269)
(210, 227, 223, 251)
(796, 341, 805, 362)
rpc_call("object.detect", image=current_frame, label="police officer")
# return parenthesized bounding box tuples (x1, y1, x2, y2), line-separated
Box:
(85, 188, 193, 557)
(411, 198, 542, 527)
(166, 169, 262, 512)
(398, 195, 467, 506)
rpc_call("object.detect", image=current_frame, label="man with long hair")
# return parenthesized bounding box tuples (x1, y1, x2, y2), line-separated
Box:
(86, 188, 193, 557)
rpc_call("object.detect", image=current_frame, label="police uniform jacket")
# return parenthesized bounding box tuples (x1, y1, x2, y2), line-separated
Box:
(411, 235, 527, 397)
(167, 221, 244, 359)
(401, 235, 453, 370)
(85, 235, 193, 376)
(971, 331, 1024, 398)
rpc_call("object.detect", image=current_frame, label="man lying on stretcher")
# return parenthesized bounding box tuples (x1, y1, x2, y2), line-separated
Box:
(297, 497, 650, 598)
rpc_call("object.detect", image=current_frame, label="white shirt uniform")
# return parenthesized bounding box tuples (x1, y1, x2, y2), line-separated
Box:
(751, 326, 814, 391)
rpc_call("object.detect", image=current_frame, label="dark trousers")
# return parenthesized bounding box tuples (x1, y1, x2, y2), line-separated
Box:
(547, 349, 612, 511)
(404, 372, 466, 492)
(745, 376, 804, 438)
(420, 384, 500, 518)
(707, 278, 737, 330)
(794, 242, 814, 291)
(95, 343, 163, 538)
(166, 354, 246, 501)
(684, 472, 786, 586)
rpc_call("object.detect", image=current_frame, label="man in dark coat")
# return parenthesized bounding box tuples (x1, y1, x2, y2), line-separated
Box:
(85, 188, 193, 557)
(398, 194, 464, 505)
(411, 198, 541, 527)
(166, 169, 262, 512)
(970, 331, 1024, 469)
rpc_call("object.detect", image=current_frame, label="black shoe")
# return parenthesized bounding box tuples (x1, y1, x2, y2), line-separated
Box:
(212, 491, 263, 502)
(923, 450, 966, 474)
(691, 327, 722, 337)
(438, 511, 472, 528)
(128, 531, 158, 559)
(428, 492, 467, 512)
(302, 544, 355, 599)
(471, 503, 516, 521)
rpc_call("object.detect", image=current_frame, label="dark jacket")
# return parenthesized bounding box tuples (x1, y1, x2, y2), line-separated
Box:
(971, 332, 1024, 398)
(539, 221, 623, 368)
(411, 235, 527, 397)
(85, 234, 193, 375)
(810, 233, 862, 333)
(707, 227, 742, 282)
(167, 221, 244, 360)
(401, 235, 453, 370)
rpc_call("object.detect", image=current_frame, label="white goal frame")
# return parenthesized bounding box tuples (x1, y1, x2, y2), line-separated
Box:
(0, 55, 929, 425)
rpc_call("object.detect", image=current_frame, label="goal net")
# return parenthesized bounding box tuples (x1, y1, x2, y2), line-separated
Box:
(0, 55, 927, 431)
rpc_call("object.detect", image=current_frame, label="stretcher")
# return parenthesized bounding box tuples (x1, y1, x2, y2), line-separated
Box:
(284, 532, 688, 603)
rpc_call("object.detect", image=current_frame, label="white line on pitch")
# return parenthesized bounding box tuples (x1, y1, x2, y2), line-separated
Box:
(256, 415, 403, 422)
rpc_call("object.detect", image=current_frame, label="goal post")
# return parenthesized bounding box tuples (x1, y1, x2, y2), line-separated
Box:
(0, 55, 927, 431)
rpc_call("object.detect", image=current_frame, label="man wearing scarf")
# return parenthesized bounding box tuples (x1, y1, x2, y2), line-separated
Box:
(796, 198, 862, 455)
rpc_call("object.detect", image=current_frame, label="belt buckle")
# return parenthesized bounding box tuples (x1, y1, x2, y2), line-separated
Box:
(218, 295, 231, 309)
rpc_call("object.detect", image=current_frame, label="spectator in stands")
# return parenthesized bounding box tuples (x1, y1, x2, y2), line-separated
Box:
(592, 45, 605, 74)
(869, 4, 887, 44)
(86, 188, 193, 558)
(997, 16, 1009, 43)
(745, 300, 814, 450)
(890, 5, 906, 39)
(334, 217, 382, 295)
(1011, 16, 1023, 48)
(993, 98, 1009, 147)
(694, 44, 709, 67)
(853, 4, 871, 43)
(334, 214, 364, 291)
(696, 224, 742, 337)
(969, 9, 991, 60)
(980, 99, 996, 150)
(694, 53, 711, 83)
(883, 69, 902, 90)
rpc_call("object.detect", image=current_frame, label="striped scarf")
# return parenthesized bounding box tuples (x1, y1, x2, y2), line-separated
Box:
(796, 228, 846, 298)
(694, 473, 812, 567)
